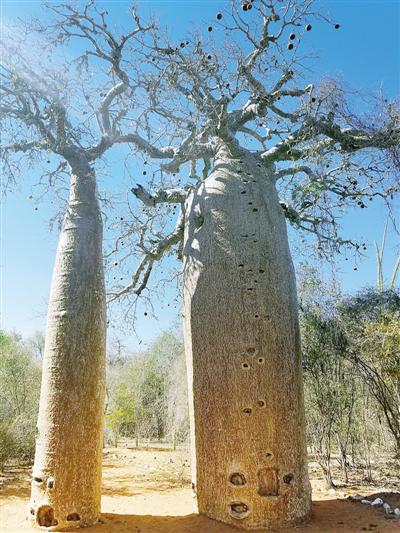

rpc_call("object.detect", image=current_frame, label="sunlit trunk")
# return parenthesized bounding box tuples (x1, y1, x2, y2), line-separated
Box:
(183, 143, 311, 529)
(29, 160, 106, 530)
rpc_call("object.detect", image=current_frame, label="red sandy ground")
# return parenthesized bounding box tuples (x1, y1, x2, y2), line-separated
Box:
(1, 444, 399, 533)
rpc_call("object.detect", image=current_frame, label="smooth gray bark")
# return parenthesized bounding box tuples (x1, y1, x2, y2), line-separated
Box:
(29, 160, 106, 530)
(183, 143, 311, 529)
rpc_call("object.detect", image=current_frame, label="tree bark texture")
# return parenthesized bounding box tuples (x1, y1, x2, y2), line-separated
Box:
(183, 143, 311, 529)
(29, 165, 106, 530)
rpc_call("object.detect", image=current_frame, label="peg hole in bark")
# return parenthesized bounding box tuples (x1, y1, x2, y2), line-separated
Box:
(238, 263, 244, 268)
(258, 357, 265, 364)
(30, 508, 35, 516)
(33, 477, 43, 484)
(241, 362, 250, 369)
(247, 347, 256, 355)
(47, 479, 54, 489)
(229, 502, 250, 519)
(240, 190, 246, 194)
(247, 287, 253, 291)
(243, 408, 252, 415)
(283, 473, 294, 485)
(37, 506, 55, 528)
(254, 314, 260, 319)
(229, 472, 247, 486)
(66, 513, 81, 522)
(248, 201, 253, 205)
(253, 208, 258, 212)
(259, 269, 265, 274)
(265, 452, 273, 459)
(257, 400, 266, 408)
(258, 468, 279, 497)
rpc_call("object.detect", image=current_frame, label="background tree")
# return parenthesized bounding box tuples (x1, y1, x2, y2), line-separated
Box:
(338, 289, 400, 451)
(0, 5, 153, 528)
(105, 331, 187, 447)
(103, 1, 398, 528)
(0, 331, 41, 470)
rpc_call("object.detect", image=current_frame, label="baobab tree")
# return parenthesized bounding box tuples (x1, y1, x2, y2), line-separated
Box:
(1, 0, 398, 530)
(105, 1, 398, 529)
(0, 4, 153, 529)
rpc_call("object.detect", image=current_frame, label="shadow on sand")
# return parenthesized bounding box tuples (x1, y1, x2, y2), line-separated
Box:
(58, 499, 396, 533)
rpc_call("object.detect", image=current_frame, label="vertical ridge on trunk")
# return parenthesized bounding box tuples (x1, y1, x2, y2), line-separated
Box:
(183, 144, 311, 529)
(29, 165, 106, 531)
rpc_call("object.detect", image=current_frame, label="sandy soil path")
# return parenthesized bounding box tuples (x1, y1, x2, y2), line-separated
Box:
(1, 446, 399, 533)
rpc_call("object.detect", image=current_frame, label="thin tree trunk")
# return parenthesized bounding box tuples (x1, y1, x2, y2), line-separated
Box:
(183, 143, 311, 529)
(29, 160, 106, 530)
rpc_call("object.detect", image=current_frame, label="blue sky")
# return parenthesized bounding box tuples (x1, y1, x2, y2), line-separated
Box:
(1, 0, 399, 351)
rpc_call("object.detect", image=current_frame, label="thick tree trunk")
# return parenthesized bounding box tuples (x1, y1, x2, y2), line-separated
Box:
(29, 162, 106, 530)
(183, 143, 311, 529)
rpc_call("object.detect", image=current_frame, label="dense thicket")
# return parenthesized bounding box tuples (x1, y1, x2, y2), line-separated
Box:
(104, 331, 189, 448)
(299, 268, 400, 486)
(0, 331, 41, 468)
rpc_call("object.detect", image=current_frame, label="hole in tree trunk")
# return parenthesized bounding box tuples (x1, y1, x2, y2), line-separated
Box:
(229, 502, 250, 519)
(247, 347, 256, 355)
(47, 479, 54, 489)
(33, 477, 43, 484)
(241, 362, 250, 369)
(257, 400, 266, 408)
(243, 408, 252, 415)
(66, 513, 81, 521)
(229, 472, 247, 486)
(258, 357, 264, 364)
(258, 468, 279, 497)
(30, 508, 35, 516)
(37, 506, 56, 527)
(283, 473, 294, 484)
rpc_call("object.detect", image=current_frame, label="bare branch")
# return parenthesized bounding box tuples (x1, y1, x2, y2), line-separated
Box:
(131, 184, 189, 206)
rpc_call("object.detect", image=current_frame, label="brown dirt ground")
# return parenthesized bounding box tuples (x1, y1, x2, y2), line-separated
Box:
(1, 443, 399, 533)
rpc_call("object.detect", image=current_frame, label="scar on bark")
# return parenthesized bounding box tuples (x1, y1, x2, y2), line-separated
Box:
(229, 502, 250, 519)
(67, 513, 81, 521)
(229, 472, 246, 486)
(37, 506, 57, 527)
(283, 473, 294, 484)
(258, 468, 279, 497)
